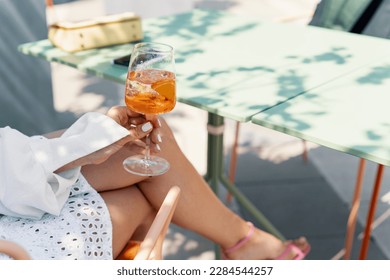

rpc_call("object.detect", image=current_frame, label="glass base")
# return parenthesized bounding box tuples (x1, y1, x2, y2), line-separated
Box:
(123, 154, 170, 176)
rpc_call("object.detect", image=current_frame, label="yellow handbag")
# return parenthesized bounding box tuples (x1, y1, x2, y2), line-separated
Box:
(48, 12, 143, 52)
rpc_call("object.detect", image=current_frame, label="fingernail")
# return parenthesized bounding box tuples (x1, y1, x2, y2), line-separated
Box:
(142, 122, 152, 132)
(156, 144, 161, 151)
(157, 134, 162, 143)
(157, 118, 162, 127)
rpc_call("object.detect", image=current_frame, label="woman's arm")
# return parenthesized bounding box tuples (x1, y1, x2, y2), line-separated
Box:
(0, 107, 156, 219)
(54, 106, 160, 173)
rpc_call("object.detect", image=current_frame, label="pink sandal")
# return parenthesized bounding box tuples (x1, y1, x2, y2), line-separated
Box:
(223, 222, 255, 258)
(275, 242, 311, 260)
(222, 222, 310, 260)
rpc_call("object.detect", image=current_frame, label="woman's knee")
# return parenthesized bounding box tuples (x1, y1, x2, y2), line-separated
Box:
(158, 117, 176, 142)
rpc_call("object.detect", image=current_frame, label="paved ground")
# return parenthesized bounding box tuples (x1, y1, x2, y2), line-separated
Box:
(47, 0, 390, 260)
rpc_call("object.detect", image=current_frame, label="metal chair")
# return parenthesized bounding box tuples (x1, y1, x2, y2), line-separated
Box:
(117, 186, 181, 260)
(0, 240, 31, 260)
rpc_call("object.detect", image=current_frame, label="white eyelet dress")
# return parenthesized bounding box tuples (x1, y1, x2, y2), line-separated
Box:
(0, 112, 130, 260)
(0, 175, 112, 260)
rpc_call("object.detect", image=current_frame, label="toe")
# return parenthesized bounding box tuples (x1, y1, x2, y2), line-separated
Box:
(275, 237, 310, 260)
(294, 237, 310, 254)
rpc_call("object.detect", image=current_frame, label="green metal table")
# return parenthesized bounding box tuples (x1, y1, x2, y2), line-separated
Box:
(252, 57, 390, 259)
(19, 9, 390, 258)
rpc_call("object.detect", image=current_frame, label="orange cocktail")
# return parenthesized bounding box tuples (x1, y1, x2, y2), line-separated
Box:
(125, 69, 176, 115)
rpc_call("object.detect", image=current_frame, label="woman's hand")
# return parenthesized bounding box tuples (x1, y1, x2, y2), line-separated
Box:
(106, 106, 162, 153)
(55, 106, 162, 172)
(82, 106, 164, 165)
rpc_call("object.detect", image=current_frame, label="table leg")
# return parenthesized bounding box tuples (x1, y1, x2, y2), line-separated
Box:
(344, 158, 366, 259)
(220, 176, 285, 240)
(359, 164, 385, 259)
(204, 113, 225, 259)
(226, 121, 241, 203)
(205, 113, 285, 258)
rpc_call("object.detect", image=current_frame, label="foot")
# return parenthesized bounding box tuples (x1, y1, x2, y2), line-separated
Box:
(222, 222, 310, 260)
(274, 237, 310, 260)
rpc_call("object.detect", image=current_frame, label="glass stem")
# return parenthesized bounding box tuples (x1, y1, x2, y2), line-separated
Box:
(144, 114, 154, 161)
(144, 134, 151, 161)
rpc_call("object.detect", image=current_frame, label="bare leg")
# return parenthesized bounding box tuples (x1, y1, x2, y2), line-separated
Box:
(97, 186, 155, 258)
(82, 118, 310, 259)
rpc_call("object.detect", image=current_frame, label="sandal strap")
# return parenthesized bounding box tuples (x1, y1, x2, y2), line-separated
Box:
(275, 243, 307, 260)
(224, 222, 254, 254)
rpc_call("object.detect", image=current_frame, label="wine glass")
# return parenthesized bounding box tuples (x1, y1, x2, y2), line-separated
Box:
(123, 42, 176, 176)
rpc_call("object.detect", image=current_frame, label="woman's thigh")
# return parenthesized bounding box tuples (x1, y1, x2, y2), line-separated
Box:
(98, 186, 154, 258)
(81, 145, 149, 192)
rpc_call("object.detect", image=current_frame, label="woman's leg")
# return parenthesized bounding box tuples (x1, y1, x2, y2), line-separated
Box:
(97, 186, 155, 258)
(135, 118, 309, 259)
(82, 118, 309, 259)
